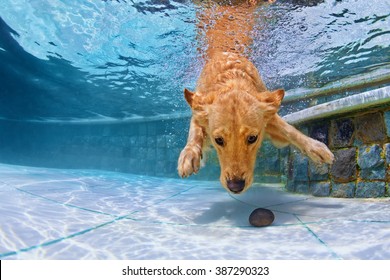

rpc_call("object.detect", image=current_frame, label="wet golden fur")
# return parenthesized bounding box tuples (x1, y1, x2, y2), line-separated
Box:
(178, 0, 334, 193)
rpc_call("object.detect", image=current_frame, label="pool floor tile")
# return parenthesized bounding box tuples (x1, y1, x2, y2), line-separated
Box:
(1, 163, 390, 260)
(305, 220, 390, 259)
(5, 219, 337, 260)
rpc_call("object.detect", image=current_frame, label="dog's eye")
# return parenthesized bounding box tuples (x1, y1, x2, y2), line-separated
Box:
(247, 135, 258, 145)
(215, 137, 225, 146)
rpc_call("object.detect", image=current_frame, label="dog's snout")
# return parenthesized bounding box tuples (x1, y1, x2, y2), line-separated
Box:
(227, 179, 245, 194)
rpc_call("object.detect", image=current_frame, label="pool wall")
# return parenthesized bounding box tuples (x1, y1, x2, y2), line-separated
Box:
(286, 109, 390, 198)
(282, 85, 390, 198)
(0, 118, 187, 177)
(0, 115, 284, 182)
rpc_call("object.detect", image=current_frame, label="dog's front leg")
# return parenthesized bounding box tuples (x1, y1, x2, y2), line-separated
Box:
(178, 117, 205, 177)
(265, 115, 334, 164)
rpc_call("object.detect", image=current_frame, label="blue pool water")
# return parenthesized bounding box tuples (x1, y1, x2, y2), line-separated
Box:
(1, 0, 390, 259)
(0, 0, 389, 121)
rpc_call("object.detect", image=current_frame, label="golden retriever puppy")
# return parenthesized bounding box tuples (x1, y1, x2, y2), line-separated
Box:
(178, 0, 334, 194)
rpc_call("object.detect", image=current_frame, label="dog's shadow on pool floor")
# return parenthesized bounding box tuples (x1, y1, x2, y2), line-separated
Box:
(192, 186, 344, 227)
(193, 200, 255, 227)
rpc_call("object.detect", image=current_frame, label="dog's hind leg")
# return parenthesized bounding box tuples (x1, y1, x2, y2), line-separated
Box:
(265, 115, 334, 164)
(178, 117, 206, 177)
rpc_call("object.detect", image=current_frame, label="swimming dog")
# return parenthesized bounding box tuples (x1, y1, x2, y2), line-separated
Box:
(178, 0, 334, 194)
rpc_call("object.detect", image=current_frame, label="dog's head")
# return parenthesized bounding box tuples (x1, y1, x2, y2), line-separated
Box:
(184, 88, 284, 194)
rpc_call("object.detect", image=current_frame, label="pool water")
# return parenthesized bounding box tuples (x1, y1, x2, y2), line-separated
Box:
(0, 0, 389, 121)
(1, 0, 390, 260)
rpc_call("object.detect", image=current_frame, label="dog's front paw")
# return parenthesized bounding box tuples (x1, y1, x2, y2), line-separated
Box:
(178, 145, 202, 178)
(304, 139, 334, 165)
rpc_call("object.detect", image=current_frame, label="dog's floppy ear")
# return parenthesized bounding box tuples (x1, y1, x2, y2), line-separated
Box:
(257, 89, 285, 114)
(260, 89, 285, 107)
(184, 88, 195, 108)
(184, 88, 213, 126)
(184, 88, 215, 110)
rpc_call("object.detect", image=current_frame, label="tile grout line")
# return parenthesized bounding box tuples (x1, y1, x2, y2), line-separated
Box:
(125, 184, 198, 215)
(0, 214, 132, 258)
(15, 187, 117, 217)
(11, 178, 198, 218)
(0, 183, 198, 258)
(294, 214, 343, 260)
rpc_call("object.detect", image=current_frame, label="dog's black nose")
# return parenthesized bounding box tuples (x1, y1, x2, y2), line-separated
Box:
(227, 179, 245, 194)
